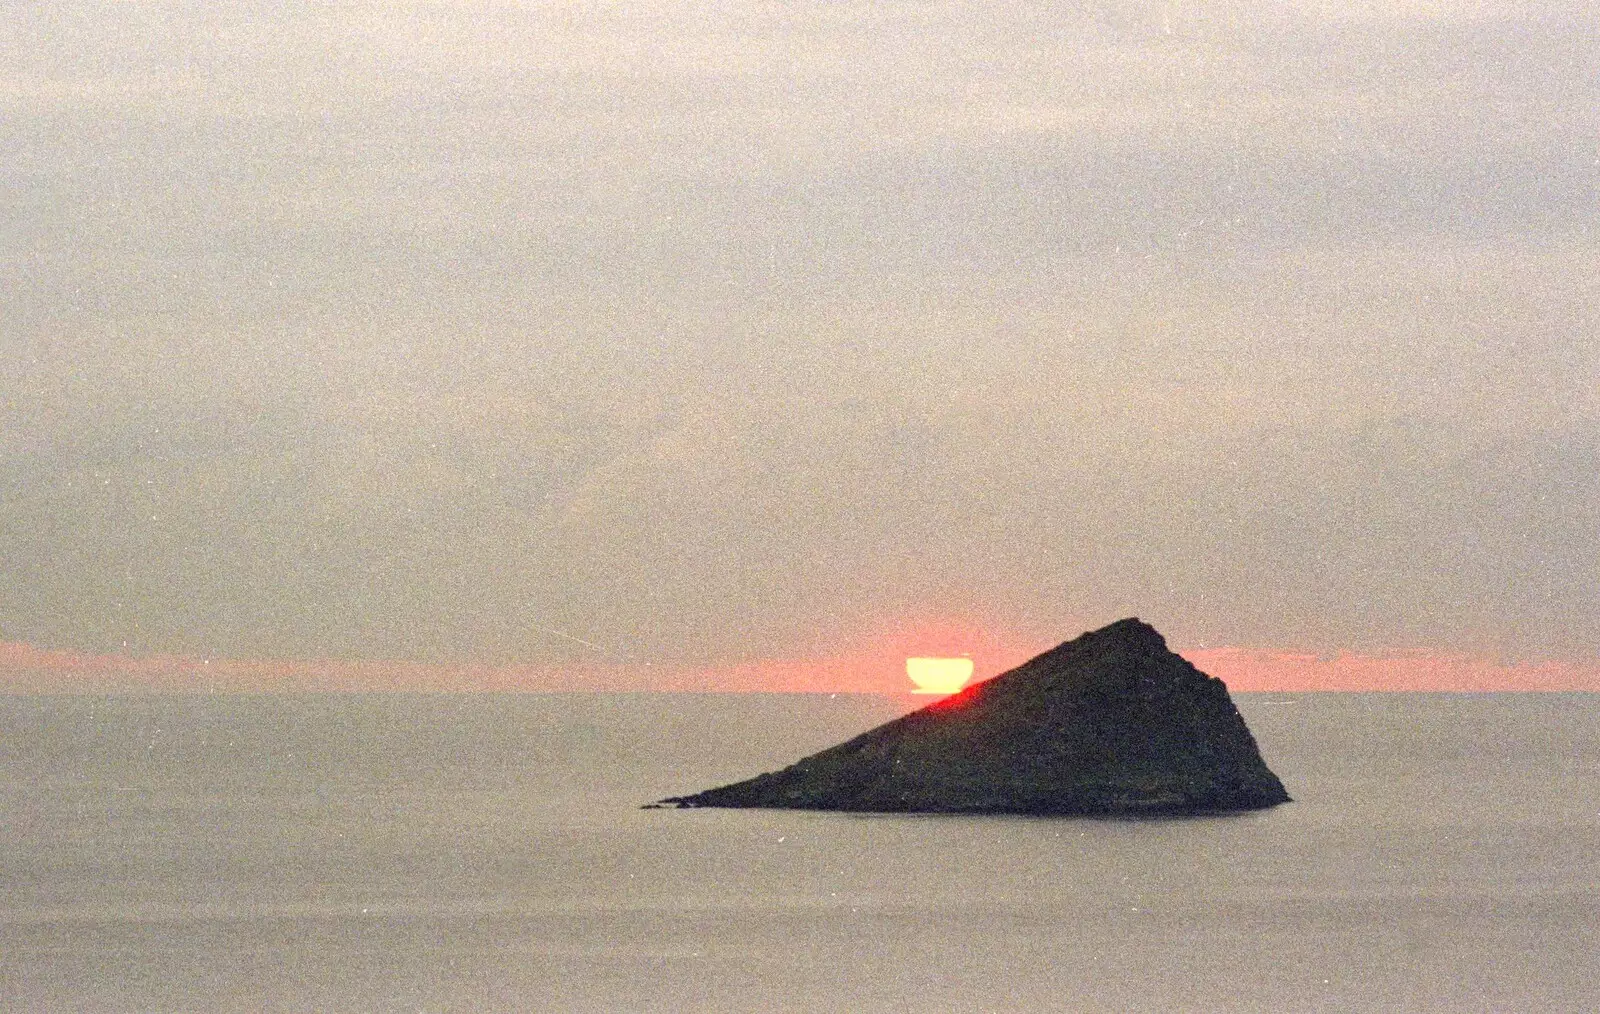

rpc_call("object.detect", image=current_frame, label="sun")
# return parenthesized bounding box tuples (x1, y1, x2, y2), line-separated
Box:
(906, 656, 974, 695)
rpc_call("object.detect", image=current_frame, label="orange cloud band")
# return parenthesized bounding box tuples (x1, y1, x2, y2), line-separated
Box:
(3, 641, 1598, 694)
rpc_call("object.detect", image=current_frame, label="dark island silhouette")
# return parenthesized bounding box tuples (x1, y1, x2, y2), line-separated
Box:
(660, 618, 1290, 815)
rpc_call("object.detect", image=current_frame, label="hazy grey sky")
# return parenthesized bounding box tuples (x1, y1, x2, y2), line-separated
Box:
(3, 0, 1596, 668)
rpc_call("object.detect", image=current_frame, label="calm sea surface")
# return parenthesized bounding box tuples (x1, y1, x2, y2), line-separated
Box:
(2, 692, 1596, 1012)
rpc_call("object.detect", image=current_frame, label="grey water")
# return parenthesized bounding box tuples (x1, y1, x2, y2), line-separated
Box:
(1, 692, 1596, 1013)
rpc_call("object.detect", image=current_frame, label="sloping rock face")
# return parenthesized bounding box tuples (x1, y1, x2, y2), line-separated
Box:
(662, 618, 1290, 815)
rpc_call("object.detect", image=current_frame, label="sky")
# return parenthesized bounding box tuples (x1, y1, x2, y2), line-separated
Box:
(2, 1, 1597, 690)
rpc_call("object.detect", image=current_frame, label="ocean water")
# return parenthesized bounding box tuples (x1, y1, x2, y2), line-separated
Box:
(1, 692, 1596, 1013)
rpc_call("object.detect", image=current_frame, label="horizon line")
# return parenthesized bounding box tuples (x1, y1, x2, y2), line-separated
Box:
(3, 639, 1598, 694)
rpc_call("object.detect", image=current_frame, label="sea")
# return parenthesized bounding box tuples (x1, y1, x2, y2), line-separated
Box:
(1, 692, 1596, 1013)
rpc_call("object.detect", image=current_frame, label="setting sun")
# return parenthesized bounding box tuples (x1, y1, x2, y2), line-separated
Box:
(906, 656, 974, 695)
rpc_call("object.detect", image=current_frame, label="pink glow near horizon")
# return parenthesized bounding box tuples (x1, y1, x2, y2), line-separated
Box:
(1183, 646, 1600, 693)
(3, 638, 1599, 694)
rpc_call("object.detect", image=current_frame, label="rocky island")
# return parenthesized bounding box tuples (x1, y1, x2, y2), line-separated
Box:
(660, 618, 1290, 815)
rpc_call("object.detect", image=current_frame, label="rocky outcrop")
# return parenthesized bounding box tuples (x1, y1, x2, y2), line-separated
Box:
(660, 618, 1290, 815)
